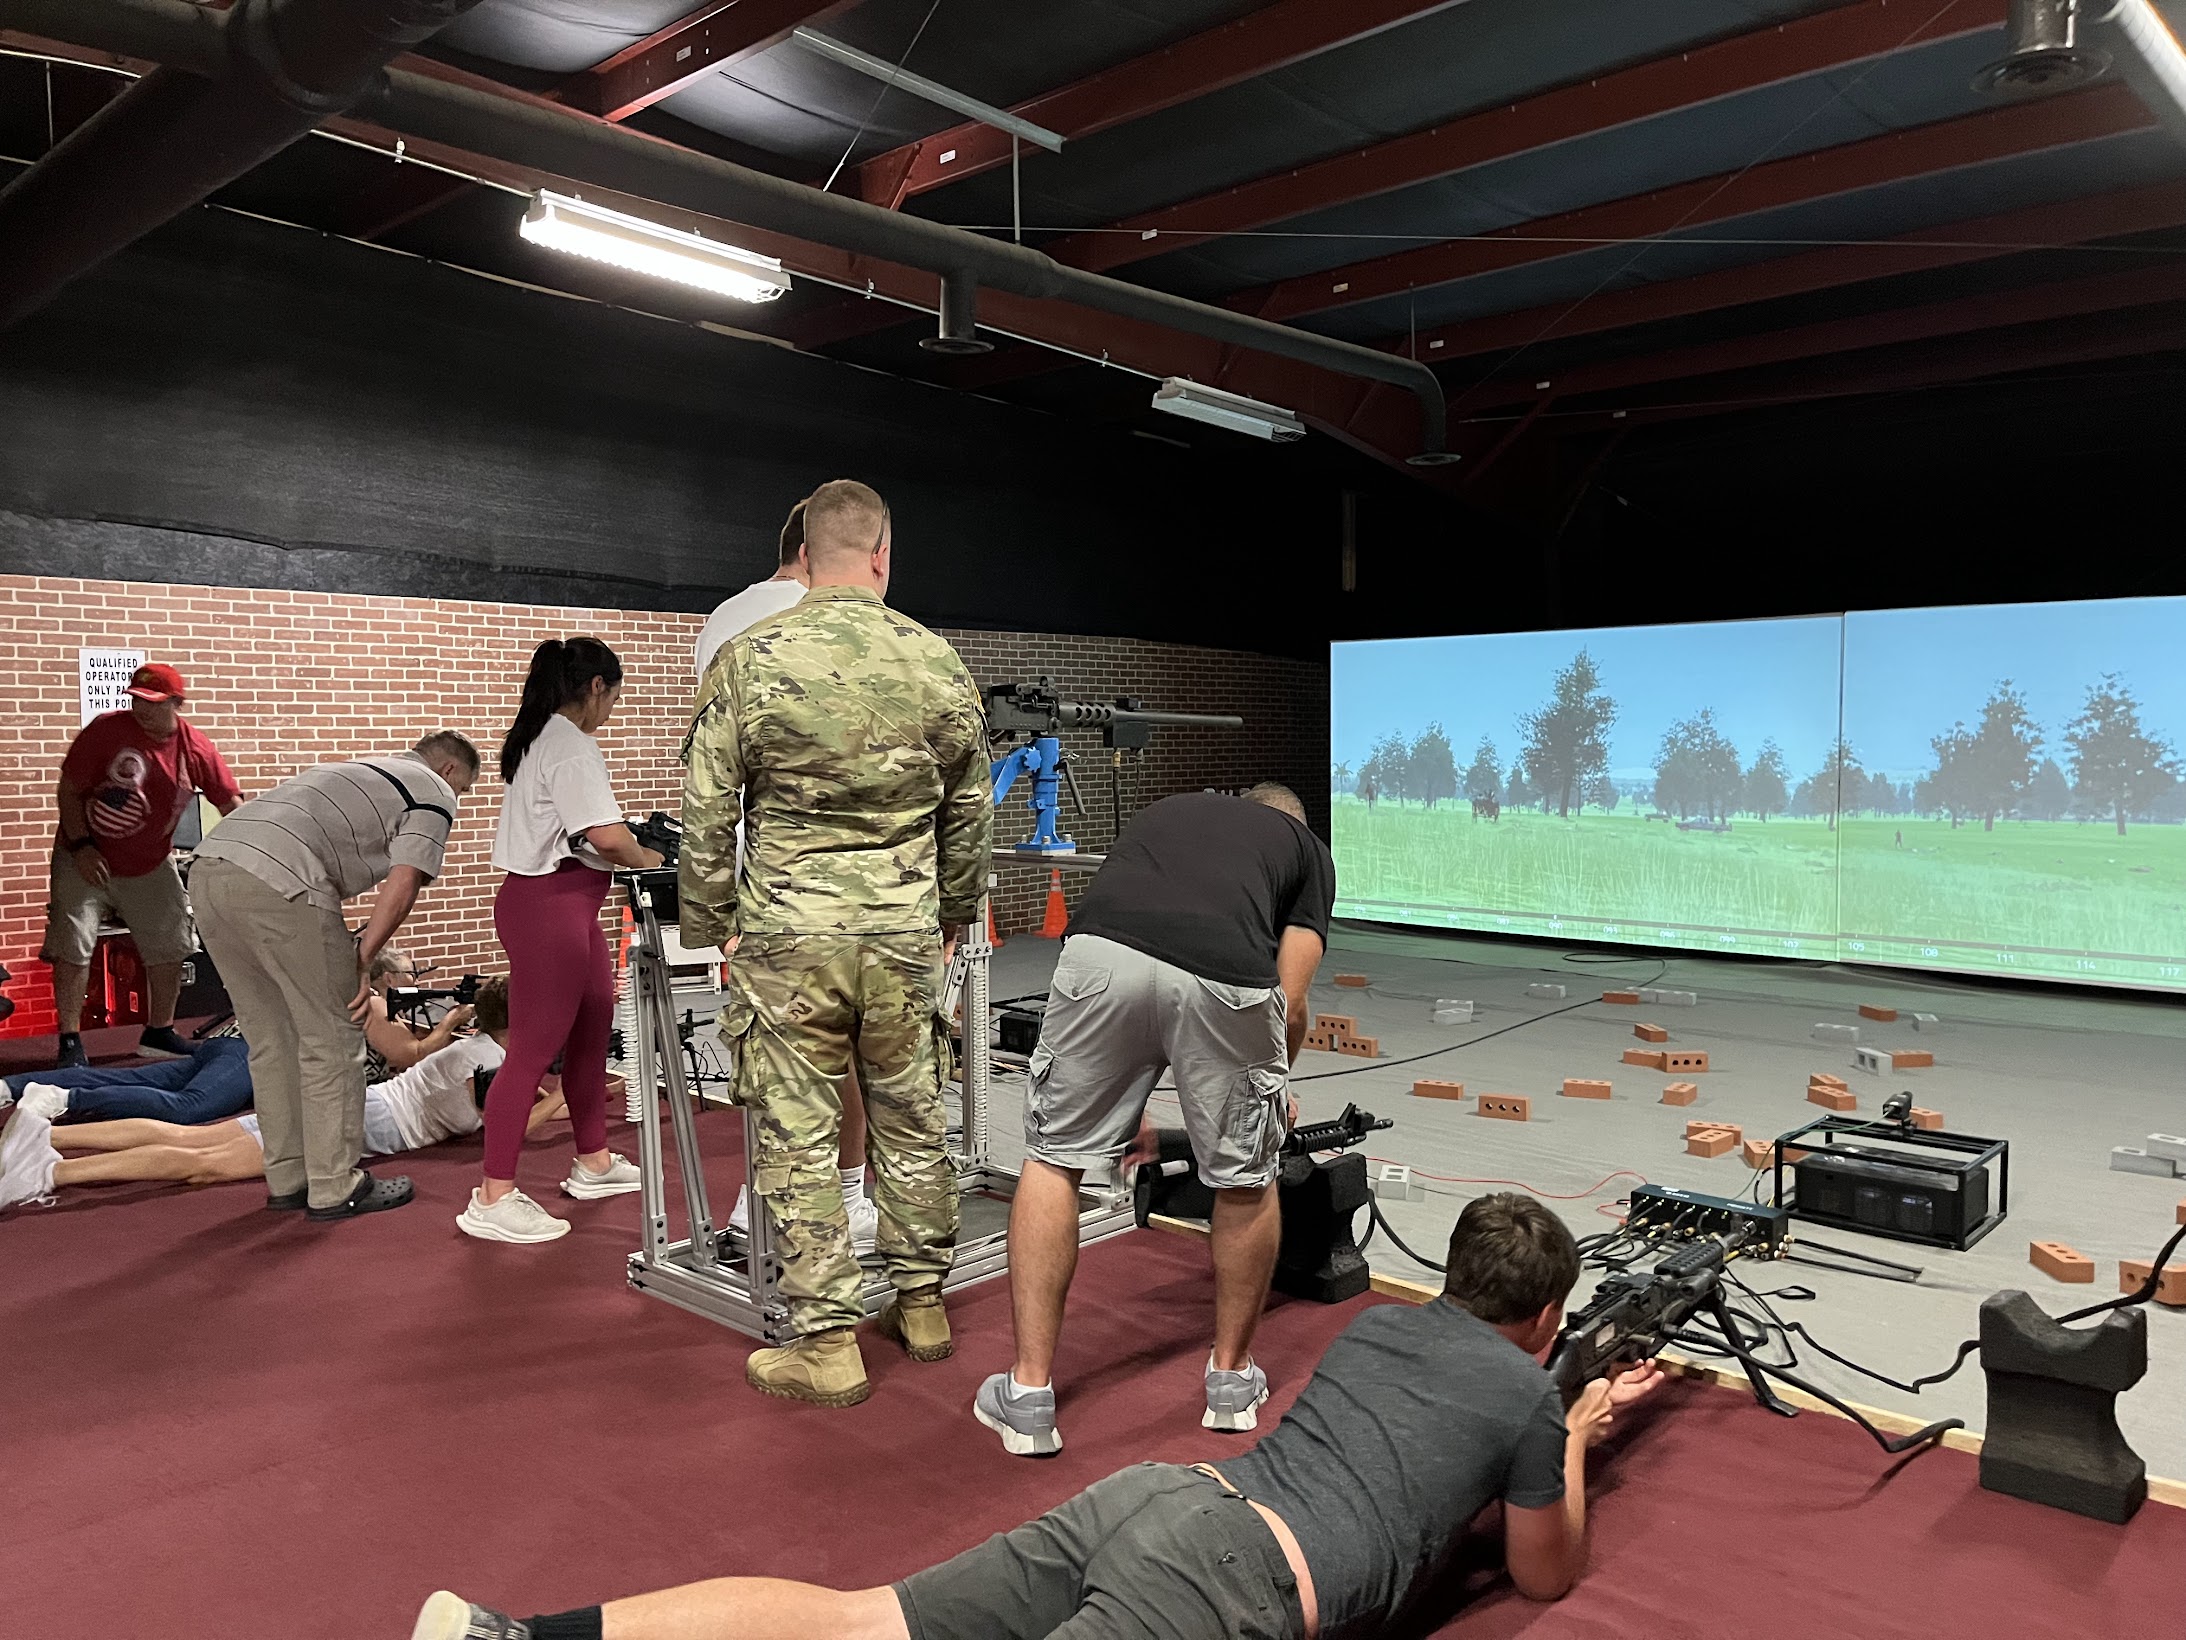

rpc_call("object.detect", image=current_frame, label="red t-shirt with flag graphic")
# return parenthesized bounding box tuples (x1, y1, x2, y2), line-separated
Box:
(60, 712, 242, 878)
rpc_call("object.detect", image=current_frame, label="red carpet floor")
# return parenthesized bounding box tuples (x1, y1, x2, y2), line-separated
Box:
(3, 1104, 2180, 1640)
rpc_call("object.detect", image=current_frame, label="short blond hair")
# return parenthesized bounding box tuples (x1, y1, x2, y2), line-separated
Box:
(803, 479, 889, 567)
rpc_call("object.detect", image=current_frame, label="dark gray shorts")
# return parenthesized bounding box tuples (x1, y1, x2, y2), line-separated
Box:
(1025, 935, 1289, 1190)
(895, 1464, 1305, 1640)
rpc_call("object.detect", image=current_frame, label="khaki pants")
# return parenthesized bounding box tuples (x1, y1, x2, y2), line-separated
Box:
(191, 857, 367, 1209)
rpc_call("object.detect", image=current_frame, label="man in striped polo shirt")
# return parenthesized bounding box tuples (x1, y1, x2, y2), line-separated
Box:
(191, 732, 480, 1221)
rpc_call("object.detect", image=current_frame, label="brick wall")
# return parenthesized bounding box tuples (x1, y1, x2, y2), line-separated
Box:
(0, 576, 1324, 1036)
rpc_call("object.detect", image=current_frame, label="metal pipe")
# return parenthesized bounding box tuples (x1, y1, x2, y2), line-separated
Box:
(0, 0, 482, 328)
(0, 0, 1456, 459)
(2096, 0, 2186, 148)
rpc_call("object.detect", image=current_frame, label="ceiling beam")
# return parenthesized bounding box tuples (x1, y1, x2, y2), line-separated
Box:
(1230, 84, 2154, 324)
(846, 0, 1470, 210)
(564, 1, 856, 123)
(1043, 0, 2007, 277)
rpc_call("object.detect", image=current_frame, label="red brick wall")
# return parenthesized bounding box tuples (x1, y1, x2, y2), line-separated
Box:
(0, 576, 1324, 1036)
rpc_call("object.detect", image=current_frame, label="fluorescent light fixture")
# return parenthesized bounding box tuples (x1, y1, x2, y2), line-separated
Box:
(792, 28, 1065, 152)
(519, 192, 790, 303)
(1150, 377, 1306, 443)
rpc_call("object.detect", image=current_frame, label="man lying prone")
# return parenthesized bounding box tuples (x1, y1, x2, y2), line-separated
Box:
(412, 1192, 1663, 1640)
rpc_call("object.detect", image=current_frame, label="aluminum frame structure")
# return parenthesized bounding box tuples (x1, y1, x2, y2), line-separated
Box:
(621, 861, 1135, 1343)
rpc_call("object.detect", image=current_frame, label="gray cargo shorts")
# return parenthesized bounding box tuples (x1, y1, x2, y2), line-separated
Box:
(1023, 933, 1289, 1191)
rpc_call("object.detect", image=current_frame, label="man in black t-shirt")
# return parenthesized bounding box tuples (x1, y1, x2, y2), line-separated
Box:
(412, 1194, 1666, 1640)
(975, 784, 1338, 1457)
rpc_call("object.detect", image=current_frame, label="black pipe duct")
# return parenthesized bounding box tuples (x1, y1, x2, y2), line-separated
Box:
(0, 0, 1457, 461)
(0, 0, 482, 329)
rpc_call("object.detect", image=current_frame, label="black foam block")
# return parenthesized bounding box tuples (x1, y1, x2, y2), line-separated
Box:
(1273, 1152, 1373, 1305)
(1978, 1290, 2148, 1523)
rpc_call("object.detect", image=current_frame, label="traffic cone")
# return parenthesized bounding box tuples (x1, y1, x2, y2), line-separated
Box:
(1040, 869, 1069, 938)
(985, 900, 1005, 949)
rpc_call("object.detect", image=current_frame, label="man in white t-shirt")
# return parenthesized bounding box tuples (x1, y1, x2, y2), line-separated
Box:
(696, 498, 878, 1253)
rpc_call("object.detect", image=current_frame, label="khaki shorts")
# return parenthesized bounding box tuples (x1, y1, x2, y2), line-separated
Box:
(1023, 934, 1290, 1191)
(41, 849, 196, 968)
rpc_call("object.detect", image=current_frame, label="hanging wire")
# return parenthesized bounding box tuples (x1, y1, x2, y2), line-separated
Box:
(821, 0, 947, 195)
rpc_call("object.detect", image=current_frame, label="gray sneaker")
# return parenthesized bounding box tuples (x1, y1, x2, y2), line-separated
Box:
(1203, 1361, 1270, 1432)
(410, 1590, 532, 1639)
(973, 1371, 1062, 1457)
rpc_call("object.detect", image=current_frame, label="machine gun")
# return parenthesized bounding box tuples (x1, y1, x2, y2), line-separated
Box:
(630, 810, 683, 866)
(386, 972, 481, 1025)
(1283, 1102, 1393, 1160)
(985, 678, 1243, 853)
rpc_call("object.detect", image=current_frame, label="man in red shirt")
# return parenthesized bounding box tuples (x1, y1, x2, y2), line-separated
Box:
(46, 663, 242, 1068)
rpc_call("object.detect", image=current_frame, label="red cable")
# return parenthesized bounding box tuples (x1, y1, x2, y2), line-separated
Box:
(1364, 1159, 1650, 1201)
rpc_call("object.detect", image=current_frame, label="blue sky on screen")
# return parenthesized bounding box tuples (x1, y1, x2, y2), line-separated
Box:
(1333, 616, 1843, 783)
(1845, 596, 2186, 776)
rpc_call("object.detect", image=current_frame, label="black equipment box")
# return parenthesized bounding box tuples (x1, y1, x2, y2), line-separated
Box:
(1773, 1118, 2008, 1251)
(996, 996, 1046, 1056)
(1625, 1184, 1789, 1255)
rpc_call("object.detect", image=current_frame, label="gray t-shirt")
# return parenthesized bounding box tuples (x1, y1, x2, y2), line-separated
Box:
(1222, 1298, 1569, 1640)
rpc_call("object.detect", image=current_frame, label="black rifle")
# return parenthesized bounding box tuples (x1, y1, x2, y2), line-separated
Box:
(984, 678, 1244, 751)
(630, 811, 683, 866)
(387, 974, 480, 1024)
(1284, 1102, 1393, 1158)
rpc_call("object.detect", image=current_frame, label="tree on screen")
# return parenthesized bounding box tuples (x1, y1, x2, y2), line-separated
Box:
(2023, 756, 2071, 822)
(1503, 762, 1534, 809)
(1465, 737, 1501, 802)
(1409, 724, 1458, 809)
(1926, 723, 1973, 827)
(1958, 682, 2042, 832)
(1653, 710, 1742, 821)
(1518, 650, 1616, 818)
(1744, 740, 1788, 822)
(1793, 739, 1860, 830)
(2066, 675, 2180, 835)
(1332, 761, 1352, 794)
(1363, 731, 1409, 805)
(1587, 774, 1619, 812)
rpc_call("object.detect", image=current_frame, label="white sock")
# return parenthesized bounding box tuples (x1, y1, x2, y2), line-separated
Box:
(1010, 1376, 1049, 1397)
(840, 1164, 867, 1204)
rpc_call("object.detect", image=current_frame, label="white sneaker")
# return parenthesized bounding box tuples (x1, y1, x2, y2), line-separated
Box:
(0, 1101, 61, 1209)
(16, 1084, 69, 1123)
(561, 1152, 641, 1200)
(456, 1187, 570, 1243)
(848, 1193, 878, 1256)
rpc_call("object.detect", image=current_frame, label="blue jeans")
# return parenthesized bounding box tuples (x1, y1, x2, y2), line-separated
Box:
(5, 1037, 252, 1123)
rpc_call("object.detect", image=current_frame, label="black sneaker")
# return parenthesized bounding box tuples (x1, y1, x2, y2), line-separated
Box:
(411, 1591, 533, 1639)
(135, 1025, 191, 1060)
(53, 1034, 87, 1070)
(265, 1190, 307, 1212)
(304, 1169, 415, 1221)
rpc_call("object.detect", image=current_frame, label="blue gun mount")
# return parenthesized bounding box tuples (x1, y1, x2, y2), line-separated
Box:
(991, 735, 1084, 854)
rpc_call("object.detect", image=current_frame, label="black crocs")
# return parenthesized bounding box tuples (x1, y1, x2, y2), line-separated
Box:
(304, 1169, 415, 1221)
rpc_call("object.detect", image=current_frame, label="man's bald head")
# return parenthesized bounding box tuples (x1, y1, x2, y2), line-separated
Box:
(802, 479, 890, 574)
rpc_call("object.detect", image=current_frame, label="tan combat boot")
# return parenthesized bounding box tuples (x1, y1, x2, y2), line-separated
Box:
(876, 1283, 953, 1362)
(746, 1326, 871, 1406)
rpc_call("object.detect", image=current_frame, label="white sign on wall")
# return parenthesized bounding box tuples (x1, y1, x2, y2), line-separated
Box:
(79, 647, 145, 726)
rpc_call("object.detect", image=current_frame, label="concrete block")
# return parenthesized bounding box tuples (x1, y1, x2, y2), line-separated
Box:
(2143, 1133, 2186, 1165)
(1661, 1082, 1698, 1106)
(1302, 1029, 1333, 1052)
(1808, 1085, 1856, 1112)
(1372, 1163, 1425, 1204)
(1333, 975, 1369, 988)
(1641, 987, 1698, 1006)
(1742, 1139, 1776, 1170)
(1686, 1129, 1737, 1158)
(1891, 1049, 1934, 1070)
(2178, 1199, 2186, 1226)
(1479, 1094, 1530, 1122)
(2111, 1146, 2177, 1179)
(1813, 1023, 1860, 1045)
(2029, 1242, 2095, 1284)
(1525, 982, 1567, 1000)
(1561, 1078, 1612, 1100)
(1314, 1015, 1358, 1035)
(1333, 1035, 1379, 1059)
(1685, 1119, 1736, 1140)
(2119, 1259, 2186, 1307)
(1910, 1012, 1940, 1031)
(1601, 990, 1640, 1005)
(1910, 1107, 1945, 1131)
(1623, 1048, 1669, 1069)
(1850, 1046, 1887, 1075)
(1432, 999, 1474, 1024)
(1412, 1079, 1466, 1101)
(1662, 1050, 1709, 1073)
(1809, 1072, 1848, 1089)
(1634, 1022, 1669, 1043)
(1859, 1004, 1899, 1022)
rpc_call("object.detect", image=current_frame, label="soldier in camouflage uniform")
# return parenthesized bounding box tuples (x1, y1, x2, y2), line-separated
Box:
(681, 478, 992, 1407)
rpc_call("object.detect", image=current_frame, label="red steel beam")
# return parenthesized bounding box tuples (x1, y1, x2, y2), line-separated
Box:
(1043, 0, 2008, 277)
(847, 0, 1469, 209)
(1230, 83, 2154, 324)
(1394, 178, 2186, 367)
(565, 1, 856, 124)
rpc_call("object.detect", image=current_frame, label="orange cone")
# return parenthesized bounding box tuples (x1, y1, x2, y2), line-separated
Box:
(985, 900, 1005, 949)
(1040, 869, 1069, 938)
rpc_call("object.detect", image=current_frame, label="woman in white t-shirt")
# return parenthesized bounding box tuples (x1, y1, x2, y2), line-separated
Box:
(458, 637, 662, 1246)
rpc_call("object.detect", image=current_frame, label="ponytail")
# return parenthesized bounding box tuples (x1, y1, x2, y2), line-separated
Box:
(502, 635, 624, 781)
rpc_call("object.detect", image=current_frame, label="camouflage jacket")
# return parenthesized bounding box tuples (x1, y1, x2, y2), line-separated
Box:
(680, 583, 993, 943)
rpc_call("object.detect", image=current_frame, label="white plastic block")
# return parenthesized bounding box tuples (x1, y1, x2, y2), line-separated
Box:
(2144, 1133, 2186, 1165)
(1657, 989, 1697, 1006)
(1432, 999, 1475, 1023)
(1850, 1046, 1886, 1075)
(1526, 982, 1567, 1000)
(1372, 1162, 1425, 1202)
(1813, 1023, 1860, 1045)
(2111, 1146, 2178, 1179)
(1910, 1012, 1940, 1031)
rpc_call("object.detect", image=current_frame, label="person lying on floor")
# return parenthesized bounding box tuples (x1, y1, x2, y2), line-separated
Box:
(2, 1033, 252, 1125)
(0, 979, 563, 1209)
(363, 943, 479, 1080)
(409, 1192, 1666, 1640)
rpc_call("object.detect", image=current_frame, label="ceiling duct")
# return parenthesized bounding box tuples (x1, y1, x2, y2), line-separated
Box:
(0, 0, 1458, 464)
(1974, 0, 2111, 95)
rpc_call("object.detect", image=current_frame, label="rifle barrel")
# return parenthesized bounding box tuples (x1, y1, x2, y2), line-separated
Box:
(1051, 702, 1244, 728)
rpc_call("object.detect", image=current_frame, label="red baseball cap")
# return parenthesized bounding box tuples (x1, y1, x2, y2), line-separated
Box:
(126, 663, 188, 702)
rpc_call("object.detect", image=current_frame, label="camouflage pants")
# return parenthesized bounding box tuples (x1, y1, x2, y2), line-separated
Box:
(728, 931, 959, 1336)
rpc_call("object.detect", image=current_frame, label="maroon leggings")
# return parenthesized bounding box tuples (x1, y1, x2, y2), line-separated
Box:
(485, 860, 613, 1181)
